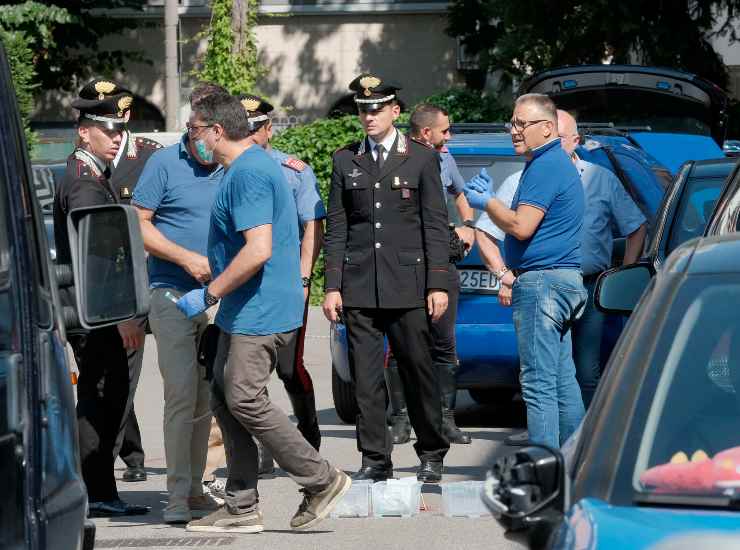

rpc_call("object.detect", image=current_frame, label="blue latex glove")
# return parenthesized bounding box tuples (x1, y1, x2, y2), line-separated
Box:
(176, 288, 208, 319)
(464, 168, 494, 211)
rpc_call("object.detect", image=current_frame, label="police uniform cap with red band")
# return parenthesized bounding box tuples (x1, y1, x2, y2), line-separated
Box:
(349, 74, 401, 112)
(72, 78, 133, 130)
(238, 93, 274, 131)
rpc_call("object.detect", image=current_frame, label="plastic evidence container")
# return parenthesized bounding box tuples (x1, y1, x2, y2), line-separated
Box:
(441, 481, 491, 518)
(330, 480, 373, 518)
(372, 478, 422, 518)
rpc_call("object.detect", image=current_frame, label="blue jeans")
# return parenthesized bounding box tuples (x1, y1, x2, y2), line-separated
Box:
(572, 278, 605, 410)
(512, 269, 587, 448)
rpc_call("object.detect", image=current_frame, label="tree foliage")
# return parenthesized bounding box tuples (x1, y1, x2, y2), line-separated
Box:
(424, 88, 511, 122)
(3, 1, 151, 93)
(448, 0, 740, 90)
(0, 1, 71, 146)
(193, 0, 264, 94)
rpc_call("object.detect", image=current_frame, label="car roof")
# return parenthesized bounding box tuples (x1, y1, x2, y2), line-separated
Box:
(688, 157, 737, 179)
(446, 132, 516, 156)
(680, 233, 740, 275)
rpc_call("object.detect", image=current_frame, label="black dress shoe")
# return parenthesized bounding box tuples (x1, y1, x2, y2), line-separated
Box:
(352, 465, 393, 482)
(88, 499, 151, 518)
(122, 466, 147, 482)
(416, 461, 443, 484)
(504, 431, 530, 447)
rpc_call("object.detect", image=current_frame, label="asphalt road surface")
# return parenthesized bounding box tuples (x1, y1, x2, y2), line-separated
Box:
(92, 308, 528, 550)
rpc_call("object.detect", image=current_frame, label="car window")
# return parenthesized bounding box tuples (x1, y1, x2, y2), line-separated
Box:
(666, 175, 726, 256)
(449, 156, 525, 223)
(631, 277, 740, 498)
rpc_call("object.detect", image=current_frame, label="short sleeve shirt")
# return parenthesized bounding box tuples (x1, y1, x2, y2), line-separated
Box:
(208, 145, 303, 336)
(131, 136, 222, 292)
(577, 159, 646, 275)
(269, 148, 326, 238)
(439, 149, 465, 199)
(504, 139, 584, 271)
(475, 170, 523, 242)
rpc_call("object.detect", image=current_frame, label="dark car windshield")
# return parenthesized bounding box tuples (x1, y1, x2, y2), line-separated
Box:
(631, 275, 740, 500)
(666, 173, 728, 256)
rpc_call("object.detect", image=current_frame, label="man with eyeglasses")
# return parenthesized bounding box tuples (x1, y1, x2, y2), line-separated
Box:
(130, 83, 225, 524)
(464, 93, 587, 449)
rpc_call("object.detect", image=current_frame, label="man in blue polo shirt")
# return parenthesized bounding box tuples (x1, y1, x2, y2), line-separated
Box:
(132, 84, 224, 524)
(176, 92, 350, 533)
(465, 93, 588, 448)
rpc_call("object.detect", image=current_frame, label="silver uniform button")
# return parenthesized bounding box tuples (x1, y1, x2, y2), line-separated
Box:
(375, 222, 381, 229)
(375, 202, 381, 208)
(375, 243, 381, 249)
(374, 182, 380, 189)
(352, 182, 357, 187)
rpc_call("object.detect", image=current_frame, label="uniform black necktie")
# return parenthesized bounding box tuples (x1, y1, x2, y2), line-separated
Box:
(375, 144, 385, 171)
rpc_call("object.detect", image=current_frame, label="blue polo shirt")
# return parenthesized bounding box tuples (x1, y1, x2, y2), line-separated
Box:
(209, 145, 303, 336)
(504, 139, 584, 271)
(132, 135, 222, 292)
(269, 148, 326, 238)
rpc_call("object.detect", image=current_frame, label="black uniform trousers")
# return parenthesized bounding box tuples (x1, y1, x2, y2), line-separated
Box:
(71, 326, 131, 502)
(115, 346, 145, 468)
(344, 307, 449, 467)
(430, 264, 459, 368)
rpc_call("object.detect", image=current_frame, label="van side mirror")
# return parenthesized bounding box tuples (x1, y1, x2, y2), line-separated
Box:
(595, 262, 655, 315)
(483, 445, 567, 548)
(66, 204, 149, 329)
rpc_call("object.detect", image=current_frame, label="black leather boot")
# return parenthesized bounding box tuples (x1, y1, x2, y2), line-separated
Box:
(288, 391, 322, 451)
(384, 360, 411, 444)
(440, 363, 472, 445)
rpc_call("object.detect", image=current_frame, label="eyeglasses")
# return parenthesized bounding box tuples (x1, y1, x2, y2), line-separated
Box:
(505, 119, 549, 133)
(186, 122, 213, 134)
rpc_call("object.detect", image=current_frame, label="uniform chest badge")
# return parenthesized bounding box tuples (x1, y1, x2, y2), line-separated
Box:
(120, 187, 131, 199)
(348, 168, 362, 178)
(393, 176, 401, 187)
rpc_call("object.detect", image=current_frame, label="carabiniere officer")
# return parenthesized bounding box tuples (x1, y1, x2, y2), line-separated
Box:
(322, 74, 451, 483)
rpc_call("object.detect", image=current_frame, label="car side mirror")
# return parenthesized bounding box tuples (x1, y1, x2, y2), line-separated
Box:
(483, 445, 567, 547)
(66, 204, 149, 329)
(595, 262, 655, 315)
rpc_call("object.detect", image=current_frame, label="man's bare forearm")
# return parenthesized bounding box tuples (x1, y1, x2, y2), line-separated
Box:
(208, 227, 272, 299)
(476, 229, 507, 272)
(484, 199, 542, 241)
(623, 223, 647, 265)
(300, 219, 324, 278)
(455, 193, 475, 222)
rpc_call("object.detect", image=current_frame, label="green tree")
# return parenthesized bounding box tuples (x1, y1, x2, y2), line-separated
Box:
(3, 1, 151, 94)
(447, 0, 740, 90)
(193, 0, 264, 94)
(0, 1, 71, 146)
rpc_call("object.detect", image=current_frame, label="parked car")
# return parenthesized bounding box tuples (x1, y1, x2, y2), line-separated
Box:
(705, 158, 740, 237)
(0, 43, 150, 549)
(484, 232, 740, 549)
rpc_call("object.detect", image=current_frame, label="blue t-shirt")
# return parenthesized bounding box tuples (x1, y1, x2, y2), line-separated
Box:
(269, 148, 326, 238)
(504, 139, 584, 271)
(439, 149, 465, 200)
(209, 145, 303, 336)
(132, 136, 222, 292)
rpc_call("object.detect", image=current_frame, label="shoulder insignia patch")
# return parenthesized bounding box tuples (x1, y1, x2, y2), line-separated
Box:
(582, 138, 603, 152)
(396, 132, 408, 155)
(283, 157, 307, 172)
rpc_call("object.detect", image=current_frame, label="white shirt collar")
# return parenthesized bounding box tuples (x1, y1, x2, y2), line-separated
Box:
(368, 127, 398, 154)
(112, 130, 128, 168)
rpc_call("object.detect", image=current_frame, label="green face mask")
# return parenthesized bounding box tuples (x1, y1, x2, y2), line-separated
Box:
(194, 137, 214, 163)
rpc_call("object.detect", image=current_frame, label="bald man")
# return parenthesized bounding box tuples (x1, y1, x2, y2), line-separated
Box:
(464, 94, 587, 449)
(475, 109, 647, 439)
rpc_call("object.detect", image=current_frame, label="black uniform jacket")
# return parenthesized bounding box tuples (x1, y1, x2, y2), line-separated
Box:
(53, 149, 118, 267)
(324, 131, 449, 309)
(110, 131, 163, 204)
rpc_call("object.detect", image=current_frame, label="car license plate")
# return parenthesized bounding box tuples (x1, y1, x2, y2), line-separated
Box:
(459, 268, 499, 294)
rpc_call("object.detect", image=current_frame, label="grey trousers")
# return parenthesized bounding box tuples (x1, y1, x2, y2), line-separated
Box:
(211, 330, 334, 514)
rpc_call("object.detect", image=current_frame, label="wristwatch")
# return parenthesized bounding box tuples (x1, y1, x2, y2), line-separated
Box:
(301, 276, 312, 288)
(463, 219, 476, 229)
(204, 288, 220, 307)
(493, 266, 509, 282)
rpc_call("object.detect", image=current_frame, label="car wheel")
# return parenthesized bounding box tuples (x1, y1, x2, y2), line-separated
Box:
(468, 388, 517, 406)
(332, 363, 359, 424)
